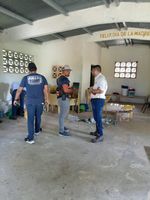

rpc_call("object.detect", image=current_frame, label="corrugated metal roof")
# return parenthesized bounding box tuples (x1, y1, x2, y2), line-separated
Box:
(0, 0, 149, 29)
(97, 39, 150, 47)
(26, 22, 150, 44)
(0, 0, 150, 46)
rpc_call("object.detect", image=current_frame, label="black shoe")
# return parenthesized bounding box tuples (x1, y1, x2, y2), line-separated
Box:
(24, 137, 35, 144)
(35, 127, 43, 136)
(90, 131, 98, 136)
(59, 131, 71, 137)
(91, 136, 104, 143)
(64, 127, 70, 133)
(24, 137, 29, 142)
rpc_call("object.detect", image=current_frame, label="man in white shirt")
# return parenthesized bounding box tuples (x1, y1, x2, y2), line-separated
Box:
(10, 82, 20, 93)
(90, 65, 108, 143)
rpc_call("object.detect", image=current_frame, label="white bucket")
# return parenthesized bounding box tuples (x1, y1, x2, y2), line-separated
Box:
(122, 88, 128, 96)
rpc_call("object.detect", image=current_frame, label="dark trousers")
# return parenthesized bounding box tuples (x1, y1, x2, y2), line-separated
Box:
(91, 98, 105, 137)
(12, 90, 26, 117)
(27, 104, 43, 140)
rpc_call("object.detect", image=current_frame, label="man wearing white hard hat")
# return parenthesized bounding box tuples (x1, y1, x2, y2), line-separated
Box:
(56, 65, 73, 136)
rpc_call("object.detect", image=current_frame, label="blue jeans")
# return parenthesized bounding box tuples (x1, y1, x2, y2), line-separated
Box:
(26, 104, 43, 140)
(91, 98, 105, 137)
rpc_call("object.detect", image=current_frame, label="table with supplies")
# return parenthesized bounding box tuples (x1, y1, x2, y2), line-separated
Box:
(103, 103, 135, 124)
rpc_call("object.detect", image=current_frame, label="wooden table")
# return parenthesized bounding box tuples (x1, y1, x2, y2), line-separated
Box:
(103, 103, 135, 124)
(119, 95, 147, 104)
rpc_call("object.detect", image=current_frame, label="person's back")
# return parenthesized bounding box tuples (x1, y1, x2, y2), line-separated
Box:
(14, 62, 49, 144)
(21, 73, 47, 105)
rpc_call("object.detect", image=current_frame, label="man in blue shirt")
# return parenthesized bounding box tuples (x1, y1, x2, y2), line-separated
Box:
(56, 65, 73, 136)
(14, 62, 49, 144)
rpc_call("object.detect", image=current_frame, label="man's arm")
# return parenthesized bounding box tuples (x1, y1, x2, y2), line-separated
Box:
(44, 85, 49, 104)
(90, 79, 106, 95)
(62, 84, 73, 94)
(13, 87, 24, 105)
(91, 87, 104, 95)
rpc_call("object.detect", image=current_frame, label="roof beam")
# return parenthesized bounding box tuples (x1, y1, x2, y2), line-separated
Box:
(125, 39, 131, 45)
(3, 3, 150, 41)
(115, 23, 121, 31)
(124, 39, 128, 46)
(0, 6, 33, 25)
(101, 41, 109, 48)
(122, 22, 128, 30)
(128, 38, 134, 45)
(26, 38, 42, 45)
(83, 27, 93, 35)
(131, 39, 134, 45)
(42, 0, 68, 16)
(52, 33, 65, 40)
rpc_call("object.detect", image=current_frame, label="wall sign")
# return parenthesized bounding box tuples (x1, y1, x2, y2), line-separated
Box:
(2, 49, 34, 74)
(100, 30, 150, 40)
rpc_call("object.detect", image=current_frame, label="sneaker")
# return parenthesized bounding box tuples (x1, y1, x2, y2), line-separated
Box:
(59, 131, 71, 137)
(34, 132, 40, 136)
(35, 128, 42, 136)
(24, 138, 35, 144)
(91, 136, 104, 143)
(24, 137, 29, 141)
(26, 140, 35, 144)
(90, 131, 98, 136)
(64, 127, 70, 133)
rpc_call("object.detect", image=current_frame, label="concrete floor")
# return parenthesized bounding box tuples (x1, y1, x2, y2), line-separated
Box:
(0, 110, 150, 200)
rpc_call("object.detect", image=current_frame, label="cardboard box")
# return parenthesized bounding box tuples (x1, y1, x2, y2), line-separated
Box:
(117, 111, 133, 121)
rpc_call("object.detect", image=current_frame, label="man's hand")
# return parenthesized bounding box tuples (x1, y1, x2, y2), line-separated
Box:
(13, 100, 18, 106)
(88, 87, 93, 94)
(14, 87, 23, 105)
(62, 84, 73, 94)
(91, 87, 104, 95)
(89, 87, 97, 95)
(45, 99, 50, 105)
(91, 90, 97, 95)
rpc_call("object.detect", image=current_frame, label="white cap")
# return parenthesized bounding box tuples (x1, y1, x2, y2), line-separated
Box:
(62, 65, 72, 71)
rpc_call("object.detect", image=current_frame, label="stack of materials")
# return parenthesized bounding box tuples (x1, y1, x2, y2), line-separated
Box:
(103, 103, 135, 122)
(0, 99, 9, 120)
